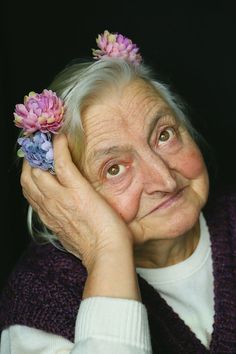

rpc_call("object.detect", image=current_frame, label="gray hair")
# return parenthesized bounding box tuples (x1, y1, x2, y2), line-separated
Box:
(27, 58, 205, 246)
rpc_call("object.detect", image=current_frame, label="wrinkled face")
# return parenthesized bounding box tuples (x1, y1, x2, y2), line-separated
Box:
(80, 79, 209, 244)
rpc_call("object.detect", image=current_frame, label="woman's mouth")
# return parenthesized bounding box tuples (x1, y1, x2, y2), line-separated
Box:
(146, 188, 185, 216)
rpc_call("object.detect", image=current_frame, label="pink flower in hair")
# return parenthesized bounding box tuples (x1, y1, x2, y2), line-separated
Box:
(92, 30, 142, 66)
(13, 89, 64, 134)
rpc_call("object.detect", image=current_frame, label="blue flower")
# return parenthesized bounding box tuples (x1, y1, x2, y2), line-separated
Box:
(17, 131, 54, 172)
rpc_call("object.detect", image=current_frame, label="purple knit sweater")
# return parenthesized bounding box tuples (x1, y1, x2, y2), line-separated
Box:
(1, 185, 236, 353)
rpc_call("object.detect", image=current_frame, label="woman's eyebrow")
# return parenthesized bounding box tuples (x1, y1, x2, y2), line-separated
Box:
(88, 110, 173, 164)
(88, 145, 133, 164)
(147, 109, 172, 140)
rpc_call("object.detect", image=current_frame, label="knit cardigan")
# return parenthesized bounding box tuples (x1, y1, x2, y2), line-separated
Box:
(1, 185, 236, 353)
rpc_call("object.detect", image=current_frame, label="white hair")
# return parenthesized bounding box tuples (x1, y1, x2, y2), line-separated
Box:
(27, 58, 203, 246)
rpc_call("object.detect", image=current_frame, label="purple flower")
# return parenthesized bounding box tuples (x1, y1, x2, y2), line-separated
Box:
(17, 131, 54, 172)
(92, 30, 142, 66)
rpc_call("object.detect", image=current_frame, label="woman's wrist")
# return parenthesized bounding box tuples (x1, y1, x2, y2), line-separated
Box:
(83, 242, 141, 301)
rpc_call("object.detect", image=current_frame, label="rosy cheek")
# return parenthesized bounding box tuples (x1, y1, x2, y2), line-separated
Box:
(176, 146, 207, 179)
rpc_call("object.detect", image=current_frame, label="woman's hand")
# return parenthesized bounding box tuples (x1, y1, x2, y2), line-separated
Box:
(21, 134, 133, 271)
(21, 134, 141, 300)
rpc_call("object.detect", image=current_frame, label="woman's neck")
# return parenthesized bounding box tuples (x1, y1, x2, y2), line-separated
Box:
(134, 220, 200, 268)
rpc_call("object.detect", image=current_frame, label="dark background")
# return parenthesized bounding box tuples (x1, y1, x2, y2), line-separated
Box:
(1, 3, 235, 290)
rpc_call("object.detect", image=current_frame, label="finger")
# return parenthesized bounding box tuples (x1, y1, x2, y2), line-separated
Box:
(53, 134, 89, 189)
(21, 158, 32, 182)
(30, 166, 67, 199)
(23, 190, 58, 237)
(23, 189, 42, 215)
(21, 160, 43, 199)
(21, 158, 64, 202)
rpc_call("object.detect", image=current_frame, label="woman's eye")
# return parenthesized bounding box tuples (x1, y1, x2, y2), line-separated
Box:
(106, 164, 126, 179)
(158, 127, 175, 144)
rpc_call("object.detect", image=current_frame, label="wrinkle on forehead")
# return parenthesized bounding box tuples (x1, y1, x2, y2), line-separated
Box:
(81, 79, 172, 166)
(82, 79, 168, 125)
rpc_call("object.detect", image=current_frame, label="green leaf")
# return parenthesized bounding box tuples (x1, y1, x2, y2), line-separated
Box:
(17, 148, 25, 158)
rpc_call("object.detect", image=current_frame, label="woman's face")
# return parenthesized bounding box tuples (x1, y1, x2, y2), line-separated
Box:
(80, 79, 209, 244)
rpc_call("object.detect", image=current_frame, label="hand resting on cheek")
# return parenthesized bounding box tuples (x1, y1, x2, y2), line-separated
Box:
(20, 134, 134, 272)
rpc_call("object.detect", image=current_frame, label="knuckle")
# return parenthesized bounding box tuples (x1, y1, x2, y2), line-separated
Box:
(20, 170, 29, 188)
(55, 158, 66, 175)
(55, 157, 65, 171)
(31, 168, 42, 179)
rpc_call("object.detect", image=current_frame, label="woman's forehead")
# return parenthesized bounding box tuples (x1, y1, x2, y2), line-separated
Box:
(81, 83, 176, 164)
(82, 80, 171, 130)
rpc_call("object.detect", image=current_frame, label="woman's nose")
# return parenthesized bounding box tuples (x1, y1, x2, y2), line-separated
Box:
(140, 153, 177, 194)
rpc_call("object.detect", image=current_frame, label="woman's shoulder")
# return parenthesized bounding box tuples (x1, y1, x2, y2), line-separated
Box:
(0, 241, 87, 340)
(1, 240, 87, 294)
(203, 183, 236, 228)
(207, 183, 236, 205)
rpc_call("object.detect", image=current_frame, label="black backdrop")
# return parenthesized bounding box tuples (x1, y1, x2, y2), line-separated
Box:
(1, 3, 236, 290)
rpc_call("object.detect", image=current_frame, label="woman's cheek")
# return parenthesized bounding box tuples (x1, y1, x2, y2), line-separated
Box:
(176, 145, 207, 179)
(100, 183, 142, 223)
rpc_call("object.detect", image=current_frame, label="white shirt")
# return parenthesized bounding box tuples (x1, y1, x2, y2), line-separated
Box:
(0, 214, 214, 353)
(137, 213, 214, 348)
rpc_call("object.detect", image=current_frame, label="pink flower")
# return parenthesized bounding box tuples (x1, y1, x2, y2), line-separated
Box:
(13, 89, 64, 134)
(92, 30, 142, 66)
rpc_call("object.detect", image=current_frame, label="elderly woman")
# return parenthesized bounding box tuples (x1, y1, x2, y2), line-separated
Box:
(1, 30, 236, 354)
